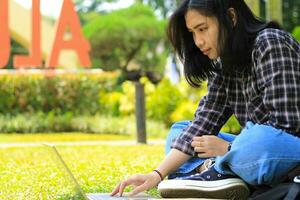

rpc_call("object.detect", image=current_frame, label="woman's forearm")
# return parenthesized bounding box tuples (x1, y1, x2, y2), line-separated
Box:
(155, 149, 191, 179)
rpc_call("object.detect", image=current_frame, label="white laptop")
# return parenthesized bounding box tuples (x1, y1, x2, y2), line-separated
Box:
(44, 144, 157, 200)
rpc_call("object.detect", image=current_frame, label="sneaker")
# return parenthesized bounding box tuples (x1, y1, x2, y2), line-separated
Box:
(169, 159, 215, 180)
(158, 166, 250, 199)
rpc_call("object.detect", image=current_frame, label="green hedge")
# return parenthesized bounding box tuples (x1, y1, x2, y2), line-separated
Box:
(102, 77, 241, 134)
(0, 72, 241, 134)
(0, 113, 168, 137)
(0, 71, 118, 115)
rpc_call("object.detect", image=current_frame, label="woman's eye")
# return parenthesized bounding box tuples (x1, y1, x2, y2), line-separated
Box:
(199, 27, 208, 32)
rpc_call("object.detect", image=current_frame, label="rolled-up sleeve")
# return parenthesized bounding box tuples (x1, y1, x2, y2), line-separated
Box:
(171, 67, 233, 156)
(254, 35, 300, 134)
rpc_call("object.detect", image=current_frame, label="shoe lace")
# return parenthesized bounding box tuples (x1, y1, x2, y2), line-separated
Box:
(189, 159, 216, 178)
(203, 158, 215, 171)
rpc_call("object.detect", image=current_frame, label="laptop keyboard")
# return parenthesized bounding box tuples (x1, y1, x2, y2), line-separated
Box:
(86, 193, 154, 200)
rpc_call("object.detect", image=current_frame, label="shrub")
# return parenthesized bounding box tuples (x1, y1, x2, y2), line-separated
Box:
(220, 115, 241, 134)
(0, 71, 118, 115)
(99, 91, 123, 116)
(292, 26, 300, 42)
(0, 72, 241, 134)
(0, 114, 169, 137)
(119, 81, 136, 115)
(146, 78, 183, 125)
(170, 100, 198, 122)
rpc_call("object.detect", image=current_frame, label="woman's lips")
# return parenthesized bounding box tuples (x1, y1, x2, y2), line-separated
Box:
(202, 48, 211, 55)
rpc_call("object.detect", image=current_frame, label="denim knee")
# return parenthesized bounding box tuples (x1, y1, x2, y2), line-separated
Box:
(215, 122, 300, 185)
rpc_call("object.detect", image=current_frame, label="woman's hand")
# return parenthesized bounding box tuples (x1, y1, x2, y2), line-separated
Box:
(110, 171, 161, 197)
(191, 135, 229, 158)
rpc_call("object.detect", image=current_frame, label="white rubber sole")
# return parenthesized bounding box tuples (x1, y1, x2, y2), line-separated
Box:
(158, 178, 250, 200)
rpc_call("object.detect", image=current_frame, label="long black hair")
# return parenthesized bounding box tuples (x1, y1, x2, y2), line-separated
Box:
(167, 0, 280, 87)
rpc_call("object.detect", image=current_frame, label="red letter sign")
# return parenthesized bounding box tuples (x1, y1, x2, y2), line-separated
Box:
(0, 0, 10, 68)
(14, 0, 42, 68)
(47, 0, 91, 68)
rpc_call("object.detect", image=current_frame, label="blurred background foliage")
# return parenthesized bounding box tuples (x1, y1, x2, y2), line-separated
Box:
(0, 73, 239, 134)
(282, 0, 300, 32)
(2, 0, 300, 137)
(83, 3, 168, 83)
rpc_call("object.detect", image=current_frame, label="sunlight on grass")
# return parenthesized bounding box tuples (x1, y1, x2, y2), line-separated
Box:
(0, 133, 133, 143)
(0, 144, 164, 199)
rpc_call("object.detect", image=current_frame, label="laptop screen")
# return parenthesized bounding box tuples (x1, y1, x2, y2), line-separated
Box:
(44, 144, 88, 200)
(44, 144, 157, 200)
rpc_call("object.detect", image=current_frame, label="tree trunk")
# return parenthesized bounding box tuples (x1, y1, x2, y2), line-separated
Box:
(134, 81, 146, 144)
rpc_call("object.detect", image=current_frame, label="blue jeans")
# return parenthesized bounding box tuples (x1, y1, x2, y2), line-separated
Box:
(165, 121, 236, 179)
(166, 121, 300, 186)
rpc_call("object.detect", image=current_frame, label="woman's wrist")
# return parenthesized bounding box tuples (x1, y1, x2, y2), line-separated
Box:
(152, 169, 164, 182)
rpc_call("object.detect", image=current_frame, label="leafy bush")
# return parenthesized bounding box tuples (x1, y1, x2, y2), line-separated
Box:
(0, 72, 118, 115)
(220, 115, 241, 134)
(0, 72, 241, 134)
(98, 77, 241, 133)
(0, 112, 73, 133)
(99, 80, 136, 116)
(119, 81, 136, 115)
(99, 91, 123, 116)
(292, 26, 300, 42)
(170, 100, 198, 122)
(146, 78, 183, 125)
(0, 114, 168, 138)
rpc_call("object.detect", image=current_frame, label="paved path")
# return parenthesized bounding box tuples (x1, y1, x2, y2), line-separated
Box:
(0, 140, 165, 148)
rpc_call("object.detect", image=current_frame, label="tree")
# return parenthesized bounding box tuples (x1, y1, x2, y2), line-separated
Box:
(74, 0, 118, 13)
(83, 3, 168, 83)
(135, 0, 181, 18)
(83, 3, 169, 143)
(74, 0, 119, 25)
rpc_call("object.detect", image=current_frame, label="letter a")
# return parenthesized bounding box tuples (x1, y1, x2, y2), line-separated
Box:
(0, 0, 10, 68)
(47, 0, 91, 68)
(14, 0, 42, 68)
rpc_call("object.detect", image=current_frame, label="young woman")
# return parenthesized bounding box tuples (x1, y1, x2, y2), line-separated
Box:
(111, 0, 300, 198)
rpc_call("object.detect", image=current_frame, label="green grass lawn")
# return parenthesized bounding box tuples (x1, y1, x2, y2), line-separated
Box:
(0, 133, 134, 143)
(0, 144, 165, 199)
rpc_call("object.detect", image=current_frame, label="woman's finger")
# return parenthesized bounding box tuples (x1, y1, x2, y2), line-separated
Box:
(191, 141, 197, 147)
(118, 177, 138, 196)
(193, 136, 202, 141)
(128, 182, 149, 197)
(194, 146, 205, 153)
(197, 152, 210, 158)
(118, 181, 128, 197)
(110, 182, 121, 196)
(119, 174, 146, 195)
(191, 141, 203, 147)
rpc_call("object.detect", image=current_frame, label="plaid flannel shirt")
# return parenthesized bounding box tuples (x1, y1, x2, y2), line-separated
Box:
(171, 28, 300, 156)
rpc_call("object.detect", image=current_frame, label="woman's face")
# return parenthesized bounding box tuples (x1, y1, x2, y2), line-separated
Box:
(185, 9, 220, 60)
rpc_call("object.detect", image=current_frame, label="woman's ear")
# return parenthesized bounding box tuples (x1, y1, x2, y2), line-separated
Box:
(227, 8, 237, 27)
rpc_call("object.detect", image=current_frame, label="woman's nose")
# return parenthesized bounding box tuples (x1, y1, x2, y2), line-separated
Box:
(195, 37, 205, 48)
